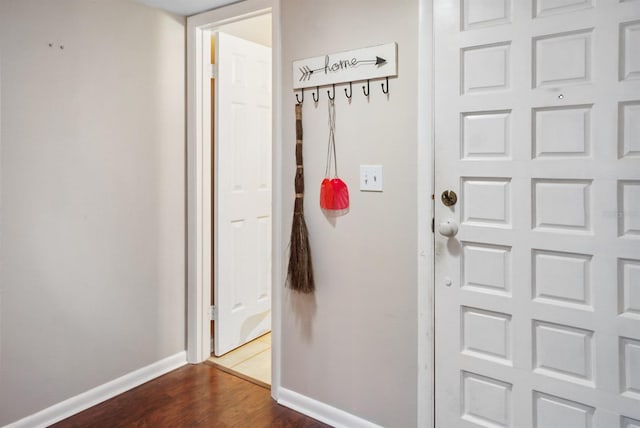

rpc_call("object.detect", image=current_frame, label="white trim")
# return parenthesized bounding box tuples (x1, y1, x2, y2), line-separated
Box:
(5, 352, 187, 428)
(186, 9, 207, 363)
(270, 0, 283, 402)
(278, 388, 384, 428)
(417, 0, 435, 427)
(187, 0, 271, 28)
(185, 0, 282, 401)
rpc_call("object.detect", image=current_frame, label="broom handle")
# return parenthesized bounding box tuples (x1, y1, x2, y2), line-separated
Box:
(295, 103, 304, 215)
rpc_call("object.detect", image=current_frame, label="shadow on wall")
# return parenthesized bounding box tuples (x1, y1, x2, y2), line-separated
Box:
(287, 289, 317, 343)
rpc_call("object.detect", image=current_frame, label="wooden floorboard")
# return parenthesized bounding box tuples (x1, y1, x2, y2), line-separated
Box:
(51, 364, 329, 428)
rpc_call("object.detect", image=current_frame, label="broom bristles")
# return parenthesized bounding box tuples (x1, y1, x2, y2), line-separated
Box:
(287, 213, 315, 293)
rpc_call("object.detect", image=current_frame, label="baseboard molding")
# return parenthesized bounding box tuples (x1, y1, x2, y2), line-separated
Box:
(277, 387, 383, 428)
(5, 351, 187, 428)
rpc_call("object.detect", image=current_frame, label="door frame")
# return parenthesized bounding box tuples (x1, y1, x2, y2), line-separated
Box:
(186, 0, 282, 400)
(417, 0, 435, 426)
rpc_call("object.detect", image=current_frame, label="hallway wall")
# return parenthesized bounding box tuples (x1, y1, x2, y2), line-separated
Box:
(279, 1, 420, 426)
(0, 1, 186, 424)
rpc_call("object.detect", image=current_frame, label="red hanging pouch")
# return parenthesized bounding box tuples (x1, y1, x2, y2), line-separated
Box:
(320, 178, 334, 209)
(329, 178, 349, 210)
(320, 99, 349, 213)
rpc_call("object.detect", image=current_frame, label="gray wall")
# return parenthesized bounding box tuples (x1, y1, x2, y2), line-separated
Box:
(0, 0, 186, 424)
(279, 1, 419, 426)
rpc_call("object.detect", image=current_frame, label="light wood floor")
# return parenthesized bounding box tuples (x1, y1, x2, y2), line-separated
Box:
(50, 364, 328, 427)
(208, 332, 271, 388)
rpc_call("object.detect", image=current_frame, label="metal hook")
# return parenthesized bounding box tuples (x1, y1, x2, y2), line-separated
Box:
(344, 81, 353, 99)
(381, 76, 389, 94)
(295, 88, 304, 104)
(327, 84, 335, 100)
(312, 86, 319, 103)
(362, 80, 370, 97)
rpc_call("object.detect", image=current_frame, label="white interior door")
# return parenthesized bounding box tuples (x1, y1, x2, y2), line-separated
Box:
(214, 32, 272, 357)
(434, 1, 640, 427)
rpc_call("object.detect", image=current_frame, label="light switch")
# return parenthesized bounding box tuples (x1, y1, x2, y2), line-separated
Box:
(360, 165, 383, 192)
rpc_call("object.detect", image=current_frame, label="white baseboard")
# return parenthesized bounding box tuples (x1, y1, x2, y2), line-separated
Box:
(278, 387, 383, 428)
(5, 351, 187, 428)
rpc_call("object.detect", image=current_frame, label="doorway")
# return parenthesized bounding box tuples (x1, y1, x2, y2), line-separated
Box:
(207, 14, 273, 387)
(186, 0, 281, 398)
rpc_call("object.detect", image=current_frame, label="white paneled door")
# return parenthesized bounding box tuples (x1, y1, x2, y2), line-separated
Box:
(434, 1, 640, 427)
(214, 32, 272, 357)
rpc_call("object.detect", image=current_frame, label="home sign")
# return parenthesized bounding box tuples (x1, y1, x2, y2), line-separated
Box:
(292, 42, 397, 90)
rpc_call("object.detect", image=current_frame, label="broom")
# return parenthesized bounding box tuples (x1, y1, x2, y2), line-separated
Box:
(287, 103, 315, 293)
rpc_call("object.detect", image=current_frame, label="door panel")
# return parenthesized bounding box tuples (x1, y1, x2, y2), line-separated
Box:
(434, 1, 640, 426)
(214, 32, 272, 356)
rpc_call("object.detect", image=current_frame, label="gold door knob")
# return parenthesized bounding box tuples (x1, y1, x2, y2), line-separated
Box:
(441, 190, 458, 207)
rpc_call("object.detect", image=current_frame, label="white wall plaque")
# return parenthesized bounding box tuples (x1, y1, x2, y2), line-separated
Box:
(292, 42, 397, 90)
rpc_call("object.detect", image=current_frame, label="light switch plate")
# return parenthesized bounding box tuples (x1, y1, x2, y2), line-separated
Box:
(360, 165, 383, 192)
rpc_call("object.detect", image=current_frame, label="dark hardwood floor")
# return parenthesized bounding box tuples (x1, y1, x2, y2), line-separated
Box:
(51, 363, 329, 428)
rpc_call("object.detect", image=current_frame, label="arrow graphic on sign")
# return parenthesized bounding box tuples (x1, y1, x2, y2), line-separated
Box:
(299, 56, 387, 81)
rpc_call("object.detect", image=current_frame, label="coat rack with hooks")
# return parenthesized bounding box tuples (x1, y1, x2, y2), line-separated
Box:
(293, 42, 397, 104)
(295, 76, 391, 104)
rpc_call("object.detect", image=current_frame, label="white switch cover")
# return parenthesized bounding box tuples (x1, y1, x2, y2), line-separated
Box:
(360, 165, 383, 192)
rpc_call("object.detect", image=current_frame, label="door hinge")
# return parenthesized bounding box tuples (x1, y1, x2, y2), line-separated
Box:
(431, 217, 435, 233)
(210, 305, 217, 321)
(210, 64, 218, 79)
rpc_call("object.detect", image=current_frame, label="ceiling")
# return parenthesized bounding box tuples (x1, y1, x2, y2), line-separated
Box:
(134, 0, 242, 16)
